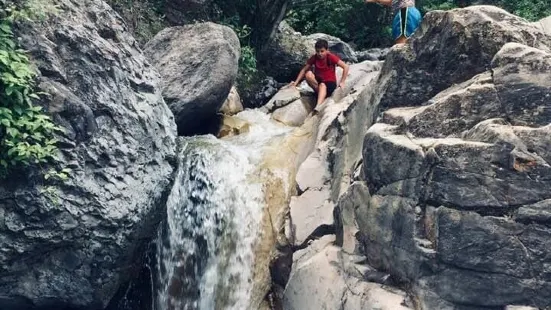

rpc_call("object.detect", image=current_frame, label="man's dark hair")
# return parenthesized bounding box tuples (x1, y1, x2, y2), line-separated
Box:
(314, 39, 329, 50)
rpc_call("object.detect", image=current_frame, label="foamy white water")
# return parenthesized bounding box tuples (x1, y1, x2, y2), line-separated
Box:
(155, 110, 291, 310)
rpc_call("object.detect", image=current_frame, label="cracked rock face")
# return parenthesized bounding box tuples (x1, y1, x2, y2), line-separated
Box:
(0, 1, 177, 309)
(358, 39, 551, 308)
(283, 236, 411, 310)
(377, 5, 551, 110)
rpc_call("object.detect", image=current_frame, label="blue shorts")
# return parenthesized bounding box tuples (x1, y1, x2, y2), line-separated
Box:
(392, 6, 422, 40)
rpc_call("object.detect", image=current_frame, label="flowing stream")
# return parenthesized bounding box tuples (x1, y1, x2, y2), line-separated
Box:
(155, 110, 292, 310)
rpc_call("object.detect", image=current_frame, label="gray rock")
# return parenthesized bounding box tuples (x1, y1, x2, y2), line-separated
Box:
(241, 76, 282, 109)
(295, 150, 330, 192)
(382, 72, 502, 138)
(514, 199, 551, 225)
(381, 42, 551, 139)
(355, 47, 390, 61)
(358, 41, 551, 309)
(289, 189, 333, 247)
(306, 33, 357, 63)
(271, 96, 316, 126)
(427, 207, 551, 307)
(260, 85, 301, 113)
(219, 86, 244, 115)
(335, 181, 370, 253)
(491, 43, 551, 127)
(283, 236, 411, 310)
(377, 5, 551, 110)
(506, 306, 540, 310)
(144, 22, 239, 135)
(259, 21, 357, 82)
(1, 0, 177, 309)
(534, 15, 551, 37)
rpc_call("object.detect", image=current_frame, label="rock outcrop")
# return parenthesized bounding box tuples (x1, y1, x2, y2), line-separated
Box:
(0, 0, 177, 309)
(144, 22, 239, 135)
(378, 5, 551, 109)
(283, 235, 410, 310)
(268, 6, 551, 310)
(353, 7, 551, 309)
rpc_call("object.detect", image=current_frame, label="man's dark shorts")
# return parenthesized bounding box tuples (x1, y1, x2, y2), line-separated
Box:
(315, 76, 337, 96)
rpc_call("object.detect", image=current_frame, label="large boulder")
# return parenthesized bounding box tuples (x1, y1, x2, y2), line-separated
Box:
(144, 22, 239, 135)
(0, 0, 177, 309)
(358, 41, 551, 309)
(378, 5, 551, 110)
(259, 21, 357, 82)
(306, 33, 357, 63)
(355, 47, 390, 62)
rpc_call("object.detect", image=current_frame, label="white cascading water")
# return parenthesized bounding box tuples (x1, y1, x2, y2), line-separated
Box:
(155, 110, 291, 310)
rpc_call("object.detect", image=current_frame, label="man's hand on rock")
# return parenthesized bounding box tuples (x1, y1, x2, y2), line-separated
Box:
(339, 81, 345, 88)
(289, 81, 298, 88)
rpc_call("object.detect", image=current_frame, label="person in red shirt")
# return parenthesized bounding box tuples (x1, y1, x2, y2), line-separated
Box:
(290, 39, 350, 107)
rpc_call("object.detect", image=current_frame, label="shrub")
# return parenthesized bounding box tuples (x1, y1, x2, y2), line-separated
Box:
(0, 0, 63, 178)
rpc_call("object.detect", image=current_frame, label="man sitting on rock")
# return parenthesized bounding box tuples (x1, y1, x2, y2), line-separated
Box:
(290, 39, 349, 108)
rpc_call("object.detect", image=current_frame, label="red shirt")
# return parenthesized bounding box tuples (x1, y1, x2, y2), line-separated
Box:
(307, 53, 341, 83)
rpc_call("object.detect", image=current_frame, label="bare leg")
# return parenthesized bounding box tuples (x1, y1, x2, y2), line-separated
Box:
(316, 83, 327, 106)
(305, 71, 318, 92)
(395, 35, 407, 45)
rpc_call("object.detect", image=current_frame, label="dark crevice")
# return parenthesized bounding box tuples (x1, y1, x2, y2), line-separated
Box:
(291, 224, 336, 252)
(177, 113, 224, 137)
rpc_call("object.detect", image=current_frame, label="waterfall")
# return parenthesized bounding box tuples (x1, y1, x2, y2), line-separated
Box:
(155, 111, 291, 310)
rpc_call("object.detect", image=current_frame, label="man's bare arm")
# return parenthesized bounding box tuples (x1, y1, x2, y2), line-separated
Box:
(290, 64, 311, 86)
(337, 60, 349, 88)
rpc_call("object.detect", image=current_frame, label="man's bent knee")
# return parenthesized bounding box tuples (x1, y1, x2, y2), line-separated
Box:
(305, 71, 315, 79)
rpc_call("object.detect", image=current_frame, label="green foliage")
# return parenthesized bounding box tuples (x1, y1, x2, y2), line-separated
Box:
(45, 167, 71, 182)
(287, 0, 551, 49)
(238, 45, 260, 86)
(418, 0, 458, 12)
(497, 0, 551, 21)
(286, 0, 393, 49)
(105, 0, 166, 45)
(0, 2, 63, 178)
(223, 23, 260, 85)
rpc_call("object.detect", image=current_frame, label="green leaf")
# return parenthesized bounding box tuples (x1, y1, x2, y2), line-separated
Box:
(7, 147, 17, 156)
(13, 105, 22, 115)
(0, 23, 12, 35)
(5, 86, 14, 96)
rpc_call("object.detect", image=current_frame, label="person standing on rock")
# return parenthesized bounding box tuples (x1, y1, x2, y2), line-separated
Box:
(365, 0, 422, 44)
(290, 39, 349, 107)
